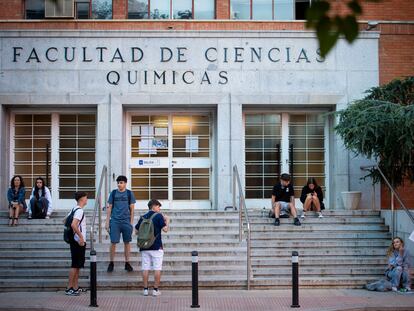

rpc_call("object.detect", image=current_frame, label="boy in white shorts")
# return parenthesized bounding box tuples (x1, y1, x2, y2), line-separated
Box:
(135, 199, 169, 296)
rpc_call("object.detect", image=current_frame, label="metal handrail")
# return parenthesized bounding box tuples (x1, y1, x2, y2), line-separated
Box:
(90, 165, 108, 252)
(232, 165, 251, 290)
(360, 165, 414, 238)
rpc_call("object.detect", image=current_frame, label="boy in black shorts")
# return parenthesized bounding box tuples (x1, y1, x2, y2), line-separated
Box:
(65, 191, 88, 296)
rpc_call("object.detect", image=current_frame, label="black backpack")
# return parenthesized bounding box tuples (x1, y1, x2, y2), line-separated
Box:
(32, 199, 47, 219)
(63, 208, 84, 244)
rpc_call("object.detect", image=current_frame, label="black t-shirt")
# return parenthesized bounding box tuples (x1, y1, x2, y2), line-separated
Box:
(135, 211, 166, 251)
(272, 182, 294, 203)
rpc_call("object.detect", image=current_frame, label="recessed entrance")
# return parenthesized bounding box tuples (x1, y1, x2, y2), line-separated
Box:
(128, 113, 212, 209)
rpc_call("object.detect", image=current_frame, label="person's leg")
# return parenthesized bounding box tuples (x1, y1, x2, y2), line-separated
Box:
(110, 243, 116, 262)
(143, 270, 149, 288)
(390, 266, 403, 288)
(8, 205, 14, 226)
(401, 269, 411, 289)
(13, 204, 19, 225)
(72, 269, 80, 289)
(312, 197, 321, 212)
(29, 198, 36, 218)
(273, 202, 281, 218)
(289, 203, 298, 218)
(154, 270, 161, 288)
(124, 242, 131, 262)
(68, 268, 77, 289)
(303, 196, 312, 212)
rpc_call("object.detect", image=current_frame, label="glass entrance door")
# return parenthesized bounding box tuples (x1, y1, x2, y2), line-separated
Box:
(129, 114, 211, 209)
(244, 112, 327, 208)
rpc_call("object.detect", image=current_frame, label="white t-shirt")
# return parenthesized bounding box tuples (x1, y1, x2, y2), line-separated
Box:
(68, 206, 86, 243)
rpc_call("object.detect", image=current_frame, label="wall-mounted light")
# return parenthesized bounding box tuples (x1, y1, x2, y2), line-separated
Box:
(366, 21, 379, 31)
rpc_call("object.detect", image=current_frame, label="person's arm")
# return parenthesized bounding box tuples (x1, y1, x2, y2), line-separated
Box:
(71, 217, 85, 246)
(7, 188, 13, 204)
(299, 187, 307, 204)
(129, 191, 136, 225)
(290, 185, 295, 208)
(316, 187, 323, 202)
(44, 187, 52, 211)
(162, 214, 169, 233)
(105, 204, 112, 232)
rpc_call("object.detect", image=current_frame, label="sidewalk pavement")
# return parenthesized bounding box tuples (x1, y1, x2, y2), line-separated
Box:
(0, 289, 413, 311)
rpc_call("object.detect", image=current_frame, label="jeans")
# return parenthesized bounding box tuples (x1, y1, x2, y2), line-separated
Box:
(386, 266, 410, 288)
(29, 197, 49, 217)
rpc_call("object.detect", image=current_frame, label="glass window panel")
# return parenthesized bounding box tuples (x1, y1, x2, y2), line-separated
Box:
(264, 151, 278, 161)
(295, 0, 310, 20)
(289, 125, 306, 136)
(264, 114, 281, 123)
(246, 177, 263, 187)
(60, 115, 77, 123)
(76, 2, 90, 19)
(78, 126, 96, 135)
(60, 139, 76, 149)
(78, 139, 95, 148)
(253, 0, 272, 20)
(92, 0, 112, 19)
(246, 152, 263, 161)
(246, 190, 262, 199)
(15, 139, 32, 148)
(174, 177, 190, 187)
(78, 165, 95, 174)
(274, 0, 294, 20)
(246, 125, 263, 136)
(194, 0, 214, 19)
(33, 139, 50, 149)
(150, 190, 168, 199)
(60, 178, 76, 187)
(60, 152, 76, 161)
(79, 114, 96, 123)
(264, 189, 273, 198)
(264, 139, 280, 149)
(246, 165, 263, 174)
(308, 151, 324, 161)
(192, 177, 209, 187)
(192, 191, 209, 200)
(60, 191, 75, 199)
(245, 114, 263, 123)
(128, 0, 149, 19)
(308, 139, 324, 148)
(264, 126, 281, 136)
(192, 125, 209, 135)
(151, 177, 168, 187)
(15, 152, 32, 161)
(173, 0, 192, 19)
(264, 165, 279, 173)
(15, 115, 33, 122)
(60, 126, 77, 136)
(245, 139, 263, 149)
(25, 0, 45, 19)
(60, 165, 77, 174)
(78, 178, 95, 187)
(150, 0, 170, 19)
(290, 138, 306, 148)
(231, 0, 250, 20)
(289, 114, 306, 123)
(135, 190, 149, 200)
(78, 152, 95, 161)
(15, 126, 32, 136)
(33, 115, 51, 122)
(173, 191, 190, 200)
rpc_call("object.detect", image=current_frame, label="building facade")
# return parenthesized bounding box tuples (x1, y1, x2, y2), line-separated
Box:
(0, 0, 413, 212)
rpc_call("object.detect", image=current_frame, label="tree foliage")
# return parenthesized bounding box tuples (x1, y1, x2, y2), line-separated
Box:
(334, 76, 414, 187)
(306, 0, 380, 57)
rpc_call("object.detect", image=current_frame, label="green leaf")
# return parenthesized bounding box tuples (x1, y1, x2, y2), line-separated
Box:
(342, 16, 359, 42)
(348, 0, 362, 14)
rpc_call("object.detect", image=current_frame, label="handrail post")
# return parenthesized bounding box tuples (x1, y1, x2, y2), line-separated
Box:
(247, 223, 251, 290)
(391, 192, 395, 239)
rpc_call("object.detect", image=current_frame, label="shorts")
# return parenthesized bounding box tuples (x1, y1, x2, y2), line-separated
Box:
(109, 220, 133, 244)
(277, 201, 291, 215)
(141, 250, 164, 271)
(70, 242, 86, 269)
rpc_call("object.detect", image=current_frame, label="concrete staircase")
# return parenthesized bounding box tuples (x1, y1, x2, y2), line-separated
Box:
(0, 210, 247, 291)
(248, 210, 390, 288)
(0, 209, 394, 291)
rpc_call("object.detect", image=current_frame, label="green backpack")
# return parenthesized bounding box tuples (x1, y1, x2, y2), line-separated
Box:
(137, 213, 158, 249)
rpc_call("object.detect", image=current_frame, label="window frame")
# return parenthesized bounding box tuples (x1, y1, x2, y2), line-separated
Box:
(127, 0, 216, 20)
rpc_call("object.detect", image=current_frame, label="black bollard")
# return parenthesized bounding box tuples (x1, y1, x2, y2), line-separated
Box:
(191, 251, 200, 308)
(291, 251, 300, 308)
(89, 249, 98, 307)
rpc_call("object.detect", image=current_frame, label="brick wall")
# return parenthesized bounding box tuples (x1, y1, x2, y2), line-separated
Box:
(0, 0, 23, 19)
(113, 0, 127, 19)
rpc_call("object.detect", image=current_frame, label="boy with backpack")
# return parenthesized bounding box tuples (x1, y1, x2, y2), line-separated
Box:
(135, 199, 169, 297)
(64, 191, 87, 296)
(105, 175, 136, 273)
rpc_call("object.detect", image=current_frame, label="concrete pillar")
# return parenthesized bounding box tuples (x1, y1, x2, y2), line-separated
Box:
(216, 97, 231, 210)
(108, 94, 124, 189)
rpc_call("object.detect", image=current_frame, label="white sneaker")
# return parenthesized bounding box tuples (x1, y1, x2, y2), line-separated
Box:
(153, 289, 161, 297)
(45, 215, 50, 219)
(318, 212, 324, 218)
(143, 289, 148, 296)
(300, 213, 306, 218)
(392, 287, 398, 292)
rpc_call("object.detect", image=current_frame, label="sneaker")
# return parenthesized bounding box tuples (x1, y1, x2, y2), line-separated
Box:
(65, 288, 80, 296)
(318, 212, 324, 218)
(153, 289, 161, 297)
(300, 213, 306, 219)
(27, 215, 32, 219)
(294, 218, 301, 226)
(406, 287, 411, 292)
(125, 262, 133, 272)
(45, 215, 50, 219)
(143, 288, 149, 296)
(392, 287, 398, 292)
(107, 262, 114, 273)
(76, 287, 88, 292)
(274, 218, 280, 226)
